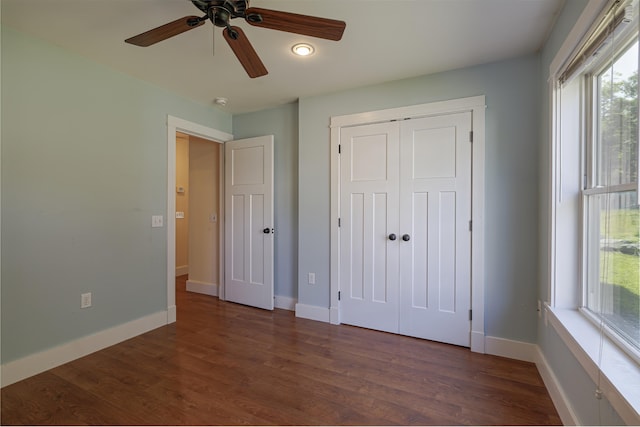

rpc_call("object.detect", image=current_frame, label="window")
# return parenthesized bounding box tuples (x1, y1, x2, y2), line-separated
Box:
(555, 0, 639, 358)
(550, 1, 640, 420)
(583, 37, 639, 355)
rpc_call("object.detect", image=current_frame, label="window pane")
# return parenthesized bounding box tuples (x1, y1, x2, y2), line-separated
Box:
(586, 191, 640, 350)
(596, 40, 638, 187)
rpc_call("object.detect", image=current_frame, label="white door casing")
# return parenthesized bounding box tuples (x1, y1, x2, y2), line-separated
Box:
(167, 116, 232, 324)
(224, 135, 275, 310)
(329, 97, 486, 352)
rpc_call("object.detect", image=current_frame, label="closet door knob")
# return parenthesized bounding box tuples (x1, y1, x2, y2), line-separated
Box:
(263, 228, 271, 234)
(402, 234, 411, 241)
(388, 234, 397, 241)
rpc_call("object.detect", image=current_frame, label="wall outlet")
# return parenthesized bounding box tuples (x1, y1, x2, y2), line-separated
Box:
(308, 272, 316, 285)
(81, 292, 92, 309)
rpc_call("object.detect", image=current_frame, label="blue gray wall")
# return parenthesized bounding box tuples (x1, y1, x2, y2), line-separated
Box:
(1, 27, 232, 363)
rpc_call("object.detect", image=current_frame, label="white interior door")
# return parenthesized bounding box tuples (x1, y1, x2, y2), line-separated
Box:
(224, 135, 274, 310)
(398, 113, 472, 346)
(339, 113, 472, 347)
(339, 122, 400, 333)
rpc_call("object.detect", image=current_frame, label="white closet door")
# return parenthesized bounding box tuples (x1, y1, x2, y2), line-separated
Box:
(224, 135, 274, 310)
(398, 113, 472, 346)
(339, 122, 400, 333)
(338, 112, 472, 347)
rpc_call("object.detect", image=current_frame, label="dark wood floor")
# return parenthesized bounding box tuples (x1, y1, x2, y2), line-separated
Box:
(1, 276, 561, 425)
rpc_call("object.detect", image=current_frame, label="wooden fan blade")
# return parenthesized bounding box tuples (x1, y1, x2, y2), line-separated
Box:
(223, 26, 268, 78)
(125, 16, 204, 47)
(245, 7, 345, 41)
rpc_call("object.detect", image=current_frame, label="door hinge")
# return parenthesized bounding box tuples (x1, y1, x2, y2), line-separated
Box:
(470, 131, 474, 142)
(338, 218, 341, 227)
(338, 144, 341, 154)
(469, 220, 472, 231)
(469, 309, 473, 321)
(338, 291, 341, 301)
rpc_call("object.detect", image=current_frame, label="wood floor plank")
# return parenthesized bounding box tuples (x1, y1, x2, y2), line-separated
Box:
(1, 276, 561, 425)
(0, 372, 147, 425)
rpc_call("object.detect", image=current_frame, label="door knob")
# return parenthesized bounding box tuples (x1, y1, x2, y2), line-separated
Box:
(263, 227, 271, 234)
(402, 234, 411, 241)
(388, 233, 397, 241)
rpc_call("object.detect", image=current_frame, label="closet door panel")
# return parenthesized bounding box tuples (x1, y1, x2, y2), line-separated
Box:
(399, 113, 472, 347)
(339, 122, 400, 333)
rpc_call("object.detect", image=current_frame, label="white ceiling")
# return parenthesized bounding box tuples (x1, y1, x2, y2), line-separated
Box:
(2, 0, 564, 114)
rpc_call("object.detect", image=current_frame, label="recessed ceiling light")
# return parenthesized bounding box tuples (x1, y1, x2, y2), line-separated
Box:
(292, 43, 315, 56)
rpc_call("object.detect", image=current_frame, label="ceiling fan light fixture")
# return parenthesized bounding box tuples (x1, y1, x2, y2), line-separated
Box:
(292, 43, 315, 57)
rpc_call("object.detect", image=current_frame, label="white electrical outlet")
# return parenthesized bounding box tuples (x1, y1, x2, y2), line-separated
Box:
(308, 272, 316, 285)
(81, 292, 92, 309)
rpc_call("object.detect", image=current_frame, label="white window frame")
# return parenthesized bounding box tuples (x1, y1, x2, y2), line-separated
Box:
(547, 0, 640, 423)
(580, 31, 640, 362)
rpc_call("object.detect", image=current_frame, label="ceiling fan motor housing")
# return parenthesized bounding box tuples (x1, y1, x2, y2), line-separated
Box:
(192, 0, 249, 27)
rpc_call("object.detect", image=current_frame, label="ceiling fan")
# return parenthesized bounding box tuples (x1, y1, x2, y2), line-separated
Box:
(125, 0, 346, 78)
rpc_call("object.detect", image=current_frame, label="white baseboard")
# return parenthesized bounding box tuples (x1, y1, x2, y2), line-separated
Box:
(274, 296, 296, 311)
(295, 303, 330, 323)
(534, 346, 580, 426)
(0, 310, 168, 387)
(484, 336, 537, 362)
(186, 280, 218, 297)
(175, 265, 189, 276)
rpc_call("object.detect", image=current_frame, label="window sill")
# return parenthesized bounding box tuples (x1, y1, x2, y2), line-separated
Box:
(546, 305, 640, 425)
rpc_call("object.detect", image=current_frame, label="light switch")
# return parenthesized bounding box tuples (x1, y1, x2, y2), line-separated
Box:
(176, 212, 185, 219)
(152, 215, 164, 228)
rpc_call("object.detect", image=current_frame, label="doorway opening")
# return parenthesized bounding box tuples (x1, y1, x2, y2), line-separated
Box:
(166, 115, 233, 323)
(175, 132, 223, 297)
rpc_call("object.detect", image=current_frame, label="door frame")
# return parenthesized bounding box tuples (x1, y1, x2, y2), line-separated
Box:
(329, 96, 486, 353)
(166, 115, 233, 323)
